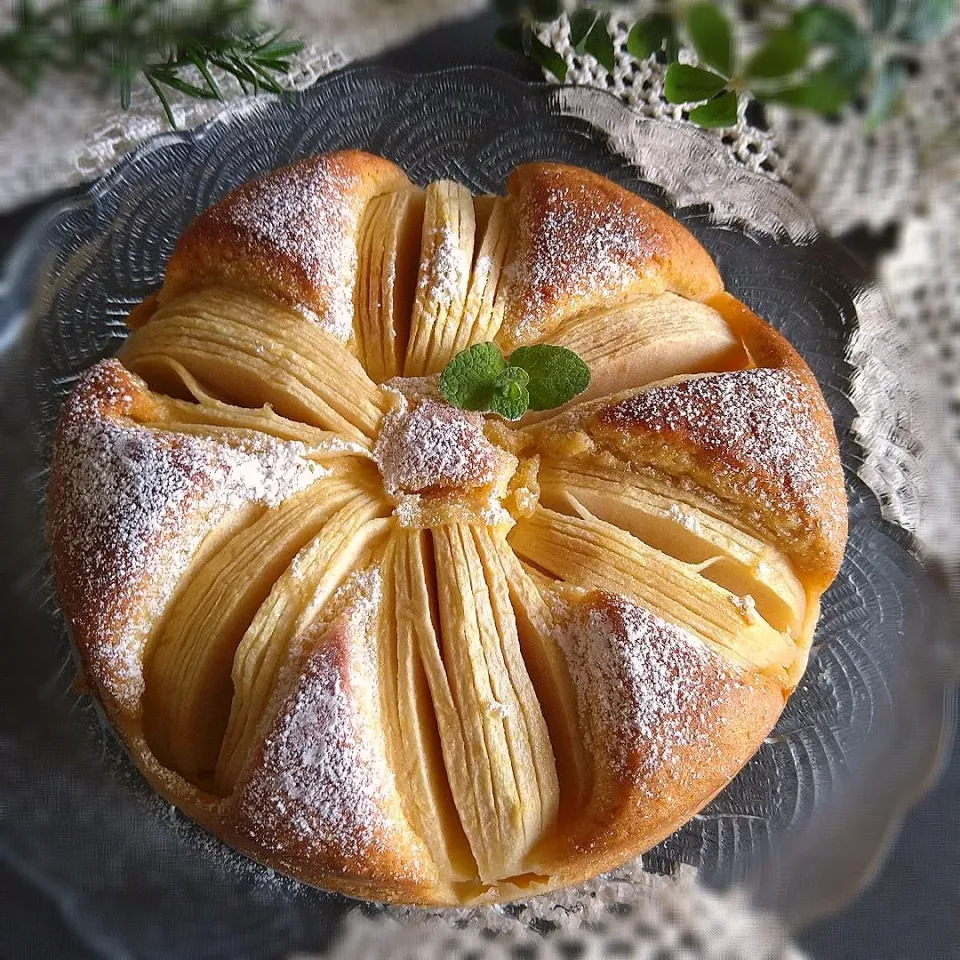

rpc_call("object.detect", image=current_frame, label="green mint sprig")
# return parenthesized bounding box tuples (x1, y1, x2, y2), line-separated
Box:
(439, 342, 590, 421)
(494, 0, 958, 132)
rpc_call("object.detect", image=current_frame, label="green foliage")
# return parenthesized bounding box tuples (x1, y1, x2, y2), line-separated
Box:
(493, 0, 958, 132)
(506, 344, 591, 411)
(438, 343, 508, 412)
(664, 63, 728, 102)
(627, 14, 678, 61)
(439, 343, 590, 420)
(0, 0, 303, 126)
(689, 88, 739, 127)
(686, 3, 734, 77)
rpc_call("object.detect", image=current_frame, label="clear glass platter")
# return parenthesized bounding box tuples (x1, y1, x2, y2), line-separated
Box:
(0, 66, 950, 957)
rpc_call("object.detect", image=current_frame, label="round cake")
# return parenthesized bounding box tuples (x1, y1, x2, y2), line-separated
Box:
(48, 150, 847, 905)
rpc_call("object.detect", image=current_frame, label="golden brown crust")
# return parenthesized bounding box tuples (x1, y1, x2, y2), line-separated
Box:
(590, 367, 846, 587)
(497, 163, 723, 349)
(225, 616, 447, 903)
(49, 152, 848, 906)
(530, 591, 783, 884)
(140, 151, 411, 334)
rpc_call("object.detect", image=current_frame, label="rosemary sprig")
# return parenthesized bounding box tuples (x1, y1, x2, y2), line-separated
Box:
(0, 0, 304, 127)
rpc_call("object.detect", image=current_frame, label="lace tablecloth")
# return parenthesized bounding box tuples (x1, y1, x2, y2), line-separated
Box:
(2, 3, 956, 959)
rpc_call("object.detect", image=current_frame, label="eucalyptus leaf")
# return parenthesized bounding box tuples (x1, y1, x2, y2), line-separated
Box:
(569, 8, 601, 51)
(865, 58, 909, 129)
(689, 89, 739, 127)
(663, 63, 728, 103)
(584, 16, 616, 72)
(869, 0, 898, 31)
(745, 28, 809, 79)
(626, 14, 674, 59)
(530, 34, 568, 81)
(902, 0, 957, 42)
(686, 2, 734, 78)
(762, 65, 853, 114)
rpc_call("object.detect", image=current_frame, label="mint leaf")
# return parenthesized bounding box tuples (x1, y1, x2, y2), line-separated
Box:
(686, 3, 734, 78)
(491, 367, 531, 420)
(745, 28, 809, 79)
(508, 344, 591, 411)
(689, 90, 739, 127)
(793, 4, 861, 45)
(626, 14, 675, 60)
(663, 63, 728, 103)
(439, 342, 507, 411)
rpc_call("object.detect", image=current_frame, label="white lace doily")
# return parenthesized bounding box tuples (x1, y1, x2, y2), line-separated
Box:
(309, 868, 806, 960)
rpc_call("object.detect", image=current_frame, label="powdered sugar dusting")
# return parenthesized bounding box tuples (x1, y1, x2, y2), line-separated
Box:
(599, 367, 841, 539)
(420, 225, 469, 305)
(50, 361, 327, 706)
(374, 393, 497, 497)
(666, 502, 702, 534)
(235, 569, 423, 880)
(559, 593, 740, 788)
(217, 157, 359, 341)
(506, 170, 662, 342)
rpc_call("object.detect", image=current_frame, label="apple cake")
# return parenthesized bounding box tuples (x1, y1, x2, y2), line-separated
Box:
(48, 150, 847, 905)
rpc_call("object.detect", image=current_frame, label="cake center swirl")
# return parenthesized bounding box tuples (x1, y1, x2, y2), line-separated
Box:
(372, 382, 538, 527)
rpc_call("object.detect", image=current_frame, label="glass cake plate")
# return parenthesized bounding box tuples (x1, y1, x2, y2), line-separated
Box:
(0, 65, 951, 957)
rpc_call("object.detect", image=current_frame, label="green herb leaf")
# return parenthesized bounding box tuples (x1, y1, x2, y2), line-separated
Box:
(745, 28, 809, 79)
(530, 34, 568, 81)
(663, 63, 728, 103)
(791, 4, 870, 85)
(689, 89, 739, 127)
(865, 58, 909, 130)
(869, 0, 898, 32)
(569, 8, 601, 50)
(490, 383, 530, 420)
(507, 344, 591, 411)
(792, 3, 862, 45)
(686, 3, 734, 78)
(626, 14, 675, 60)
(584, 16, 616, 72)
(490, 367, 532, 420)
(902, 0, 957, 42)
(760, 65, 853, 114)
(439, 342, 508, 411)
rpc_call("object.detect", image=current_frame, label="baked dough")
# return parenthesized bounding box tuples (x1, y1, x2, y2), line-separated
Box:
(48, 151, 847, 905)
